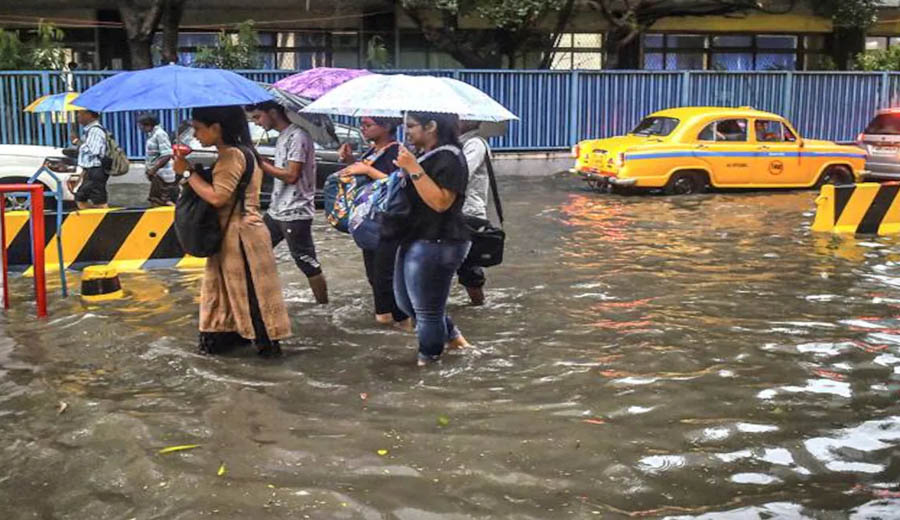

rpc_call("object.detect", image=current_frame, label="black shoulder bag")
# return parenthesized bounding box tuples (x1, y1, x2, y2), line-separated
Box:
(465, 142, 505, 268)
(175, 147, 255, 258)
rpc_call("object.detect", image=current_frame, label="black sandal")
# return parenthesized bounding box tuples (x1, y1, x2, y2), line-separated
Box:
(256, 340, 282, 358)
(198, 333, 219, 355)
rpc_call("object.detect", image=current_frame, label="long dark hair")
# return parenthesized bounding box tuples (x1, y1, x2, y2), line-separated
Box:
(408, 112, 461, 149)
(371, 116, 401, 134)
(191, 105, 252, 147)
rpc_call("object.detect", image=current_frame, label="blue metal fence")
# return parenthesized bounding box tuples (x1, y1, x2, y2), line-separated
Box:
(1, 69, 897, 158)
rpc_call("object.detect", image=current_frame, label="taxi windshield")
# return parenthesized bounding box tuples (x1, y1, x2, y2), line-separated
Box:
(631, 117, 679, 137)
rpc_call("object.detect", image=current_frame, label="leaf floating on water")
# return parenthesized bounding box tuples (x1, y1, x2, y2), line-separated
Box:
(158, 444, 201, 454)
(217, 462, 226, 476)
(582, 418, 606, 425)
(57, 401, 68, 415)
(377, 449, 388, 456)
(436, 415, 450, 427)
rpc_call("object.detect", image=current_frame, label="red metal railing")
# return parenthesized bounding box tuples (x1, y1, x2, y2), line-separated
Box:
(0, 184, 46, 318)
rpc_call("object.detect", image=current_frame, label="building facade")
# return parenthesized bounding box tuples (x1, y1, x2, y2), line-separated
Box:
(1, 1, 899, 71)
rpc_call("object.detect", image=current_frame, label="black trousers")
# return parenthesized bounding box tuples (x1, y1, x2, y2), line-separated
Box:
(362, 238, 408, 322)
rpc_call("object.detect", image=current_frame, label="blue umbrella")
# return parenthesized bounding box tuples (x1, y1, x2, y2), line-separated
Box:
(73, 64, 272, 112)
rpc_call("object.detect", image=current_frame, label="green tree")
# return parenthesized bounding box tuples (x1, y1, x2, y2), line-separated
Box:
(814, 0, 881, 70)
(588, 0, 798, 69)
(193, 21, 261, 69)
(366, 35, 392, 69)
(856, 46, 900, 71)
(400, 0, 577, 68)
(0, 21, 65, 70)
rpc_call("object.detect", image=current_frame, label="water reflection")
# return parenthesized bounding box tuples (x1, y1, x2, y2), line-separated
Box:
(0, 179, 898, 518)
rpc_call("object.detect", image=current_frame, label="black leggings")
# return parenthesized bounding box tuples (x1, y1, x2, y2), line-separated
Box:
(362, 239, 408, 322)
(242, 242, 271, 346)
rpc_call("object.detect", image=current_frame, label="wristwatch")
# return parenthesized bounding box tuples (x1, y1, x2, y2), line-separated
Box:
(410, 170, 423, 181)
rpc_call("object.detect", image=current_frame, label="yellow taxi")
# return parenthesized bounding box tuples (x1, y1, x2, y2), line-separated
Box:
(571, 107, 866, 195)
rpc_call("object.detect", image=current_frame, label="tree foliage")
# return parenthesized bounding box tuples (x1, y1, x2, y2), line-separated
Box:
(0, 21, 66, 71)
(856, 46, 900, 71)
(400, 0, 576, 68)
(366, 35, 392, 69)
(193, 21, 261, 69)
(814, 0, 880, 29)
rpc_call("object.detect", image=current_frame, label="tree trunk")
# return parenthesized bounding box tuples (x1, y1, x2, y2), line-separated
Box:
(119, 0, 165, 70)
(160, 0, 187, 64)
(605, 27, 642, 70)
(128, 37, 154, 70)
(829, 27, 866, 71)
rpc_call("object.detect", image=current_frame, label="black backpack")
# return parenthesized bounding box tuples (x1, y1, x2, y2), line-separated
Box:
(175, 147, 255, 258)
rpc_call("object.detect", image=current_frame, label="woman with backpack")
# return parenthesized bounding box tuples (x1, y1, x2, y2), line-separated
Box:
(173, 105, 291, 357)
(391, 112, 472, 366)
(338, 117, 409, 328)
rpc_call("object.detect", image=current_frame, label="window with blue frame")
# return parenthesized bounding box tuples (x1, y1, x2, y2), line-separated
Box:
(644, 33, 810, 71)
(153, 31, 334, 69)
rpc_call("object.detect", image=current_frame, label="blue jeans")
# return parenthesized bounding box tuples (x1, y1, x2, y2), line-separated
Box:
(394, 240, 471, 359)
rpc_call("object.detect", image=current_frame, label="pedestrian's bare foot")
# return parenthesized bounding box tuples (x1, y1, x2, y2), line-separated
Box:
(375, 313, 393, 325)
(447, 334, 471, 350)
(394, 318, 413, 331)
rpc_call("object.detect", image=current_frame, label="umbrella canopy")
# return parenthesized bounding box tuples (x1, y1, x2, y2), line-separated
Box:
(259, 83, 339, 147)
(23, 92, 84, 113)
(301, 74, 518, 122)
(273, 68, 371, 100)
(73, 64, 272, 112)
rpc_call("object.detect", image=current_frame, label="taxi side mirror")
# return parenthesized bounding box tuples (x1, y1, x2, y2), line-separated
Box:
(799, 139, 805, 148)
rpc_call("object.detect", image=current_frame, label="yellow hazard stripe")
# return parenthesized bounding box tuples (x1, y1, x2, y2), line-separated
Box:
(27, 207, 110, 275)
(176, 255, 206, 269)
(2, 211, 30, 248)
(834, 185, 879, 234)
(110, 207, 174, 271)
(878, 189, 900, 236)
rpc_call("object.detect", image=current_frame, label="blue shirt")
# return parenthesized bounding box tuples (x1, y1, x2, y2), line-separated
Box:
(78, 121, 107, 169)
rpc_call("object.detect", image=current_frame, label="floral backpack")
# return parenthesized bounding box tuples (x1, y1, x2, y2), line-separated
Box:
(324, 143, 398, 233)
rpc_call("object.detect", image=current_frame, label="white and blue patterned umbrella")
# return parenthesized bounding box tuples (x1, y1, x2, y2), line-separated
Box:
(301, 74, 518, 122)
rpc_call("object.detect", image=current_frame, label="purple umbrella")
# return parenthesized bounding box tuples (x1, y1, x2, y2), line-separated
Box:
(273, 68, 372, 100)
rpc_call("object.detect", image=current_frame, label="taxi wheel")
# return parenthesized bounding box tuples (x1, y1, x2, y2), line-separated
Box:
(664, 172, 707, 195)
(815, 166, 853, 188)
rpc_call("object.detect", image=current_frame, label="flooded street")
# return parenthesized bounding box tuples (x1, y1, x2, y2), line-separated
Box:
(1, 176, 899, 519)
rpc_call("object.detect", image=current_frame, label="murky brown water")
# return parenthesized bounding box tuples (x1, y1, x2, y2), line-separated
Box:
(1, 177, 899, 519)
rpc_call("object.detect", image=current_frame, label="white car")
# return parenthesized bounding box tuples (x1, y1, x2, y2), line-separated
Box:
(0, 144, 79, 209)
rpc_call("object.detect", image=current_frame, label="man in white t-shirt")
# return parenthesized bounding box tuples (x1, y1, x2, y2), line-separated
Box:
(458, 121, 492, 305)
(248, 101, 328, 304)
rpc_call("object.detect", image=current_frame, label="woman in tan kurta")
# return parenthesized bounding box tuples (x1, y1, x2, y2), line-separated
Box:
(174, 105, 291, 356)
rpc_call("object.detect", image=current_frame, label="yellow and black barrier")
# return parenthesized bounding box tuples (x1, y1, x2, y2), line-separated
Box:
(2, 206, 204, 273)
(812, 182, 900, 236)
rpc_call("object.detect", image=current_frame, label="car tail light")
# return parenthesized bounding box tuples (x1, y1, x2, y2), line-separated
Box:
(571, 144, 580, 159)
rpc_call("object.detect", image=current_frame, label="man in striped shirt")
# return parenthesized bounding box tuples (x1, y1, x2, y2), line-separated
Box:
(74, 110, 109, 209)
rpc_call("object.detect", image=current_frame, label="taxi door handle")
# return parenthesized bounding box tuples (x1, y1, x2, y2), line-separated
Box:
(695, 144, 708, 149)
(758, 145, 771, 150)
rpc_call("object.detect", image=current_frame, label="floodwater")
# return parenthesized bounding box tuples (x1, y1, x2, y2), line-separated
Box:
(1, 177, 899, 519)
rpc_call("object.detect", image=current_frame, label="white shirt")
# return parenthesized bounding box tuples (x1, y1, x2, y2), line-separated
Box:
(460, 130, 490, 220)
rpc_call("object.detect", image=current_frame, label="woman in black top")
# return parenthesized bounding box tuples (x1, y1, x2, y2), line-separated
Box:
(338, 117, 409, 327)
(392, 112, 472, 366)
